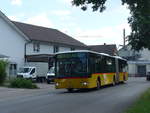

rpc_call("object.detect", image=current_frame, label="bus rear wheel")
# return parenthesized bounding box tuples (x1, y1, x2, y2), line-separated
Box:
(112, 76, 116, 86)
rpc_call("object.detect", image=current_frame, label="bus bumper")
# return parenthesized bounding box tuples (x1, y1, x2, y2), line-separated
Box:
(55, 78, 93, 89)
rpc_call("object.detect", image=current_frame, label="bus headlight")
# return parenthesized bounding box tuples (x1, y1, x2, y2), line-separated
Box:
(82, 82, 88, 86)
(55, 83, 59, 86)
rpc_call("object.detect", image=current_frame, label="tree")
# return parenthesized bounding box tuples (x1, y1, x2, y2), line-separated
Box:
(0, 60, 8, 85)
(72, 0, 150, 51)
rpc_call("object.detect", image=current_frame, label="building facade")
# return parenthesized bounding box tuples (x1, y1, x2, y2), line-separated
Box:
(118, 45, 150, 77)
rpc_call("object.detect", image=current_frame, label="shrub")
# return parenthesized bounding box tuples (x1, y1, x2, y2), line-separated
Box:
(9, 78, 38, 89)
(0, 60, 8, 85)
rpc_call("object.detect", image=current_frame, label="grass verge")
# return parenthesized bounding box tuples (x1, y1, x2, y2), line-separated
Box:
(125, 88, 150, 113)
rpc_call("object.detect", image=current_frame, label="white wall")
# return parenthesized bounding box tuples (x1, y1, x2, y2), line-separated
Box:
(59, 47, 71, 52)
(26, 43, 73, 55)
(128, 63, 137, 75)
(26, 43, 53, 55)
(0, 17, 26, 69)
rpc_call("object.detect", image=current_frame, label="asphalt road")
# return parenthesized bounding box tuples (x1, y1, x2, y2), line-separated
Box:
(0, 77, 150, 113)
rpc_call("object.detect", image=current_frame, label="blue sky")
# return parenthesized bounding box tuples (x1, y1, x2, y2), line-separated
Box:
(0, 0, 131, 46)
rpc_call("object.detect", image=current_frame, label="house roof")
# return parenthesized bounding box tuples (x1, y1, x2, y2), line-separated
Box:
(88, 44, 117, 55)
(12, 21, 86, 48)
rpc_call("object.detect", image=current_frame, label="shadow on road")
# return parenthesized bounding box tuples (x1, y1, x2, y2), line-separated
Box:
(56, 82, 127, 94)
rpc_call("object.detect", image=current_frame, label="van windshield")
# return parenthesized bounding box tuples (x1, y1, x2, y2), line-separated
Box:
(19, 68, 31, 73)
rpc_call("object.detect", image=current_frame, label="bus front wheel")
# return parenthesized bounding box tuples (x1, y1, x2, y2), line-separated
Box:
(96, 79, 101, 89)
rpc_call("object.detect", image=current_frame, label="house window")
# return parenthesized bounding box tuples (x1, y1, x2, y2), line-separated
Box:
(33, 43, 40, 52)
(54, 46, 59, 53)
(71, 48, 75, 51)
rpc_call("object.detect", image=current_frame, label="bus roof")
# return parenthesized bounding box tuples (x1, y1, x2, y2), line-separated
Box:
(113, 56, 127, 61)
(55, 50, 110, 56)
(55, 50, 126, 61)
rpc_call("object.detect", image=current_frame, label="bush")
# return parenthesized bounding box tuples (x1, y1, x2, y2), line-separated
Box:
(0, 60, 8, 85)
(9, 78, 38, 89)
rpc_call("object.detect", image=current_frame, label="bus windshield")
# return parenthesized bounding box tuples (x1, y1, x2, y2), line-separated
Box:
(56, 52, 88, 78)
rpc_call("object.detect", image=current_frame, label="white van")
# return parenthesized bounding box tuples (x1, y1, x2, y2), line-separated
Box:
(17, 67, 37, 80)
(46, 67, 55, 84)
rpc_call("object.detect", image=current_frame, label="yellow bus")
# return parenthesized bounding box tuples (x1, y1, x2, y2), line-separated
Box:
(54, 50, 128, 92)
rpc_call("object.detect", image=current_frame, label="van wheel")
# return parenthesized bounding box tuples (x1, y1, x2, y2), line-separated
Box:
(67, 88, 74, 92)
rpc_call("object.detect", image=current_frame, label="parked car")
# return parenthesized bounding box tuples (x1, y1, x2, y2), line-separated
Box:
(46, 67, 55, 84)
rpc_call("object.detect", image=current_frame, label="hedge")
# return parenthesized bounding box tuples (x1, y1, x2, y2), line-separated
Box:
(0, 60, 8, 85)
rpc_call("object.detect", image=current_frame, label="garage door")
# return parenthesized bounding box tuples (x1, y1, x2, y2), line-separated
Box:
(137, 65, 146, 77)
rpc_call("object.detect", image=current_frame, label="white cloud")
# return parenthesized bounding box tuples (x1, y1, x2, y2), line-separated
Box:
(59, 0, 72, 4)
(51, 10, 71, 16)
(73, 23, 131, 46)
(25, 13, 54, 28)
(8, 13, 25, 21)
(8, 16, 19, 21)
(11, 0, 22, 6)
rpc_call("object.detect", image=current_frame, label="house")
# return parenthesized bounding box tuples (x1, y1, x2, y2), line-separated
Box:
(0, 10, 86, 77)
(12, 21, 87, 62)
(88, 44, 118, 56)
(118, 45, 150, 77)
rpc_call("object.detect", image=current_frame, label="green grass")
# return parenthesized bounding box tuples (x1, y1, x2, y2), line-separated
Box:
(125, 88, 150, 113)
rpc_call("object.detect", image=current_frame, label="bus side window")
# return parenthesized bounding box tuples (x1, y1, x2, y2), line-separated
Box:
(95, 57, 102, 73)
(89, 56, 96, 74)
(119, 60, 122, 72)
(106, 58, 112, 73)
(119, 60, 127, 72)
(106, 57, 116, 73)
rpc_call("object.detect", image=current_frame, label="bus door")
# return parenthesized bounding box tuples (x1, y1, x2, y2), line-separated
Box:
(115, 58, 119, 83)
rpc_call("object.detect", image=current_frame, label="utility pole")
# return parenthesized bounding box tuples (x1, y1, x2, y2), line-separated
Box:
(123, 28, 126, 47)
